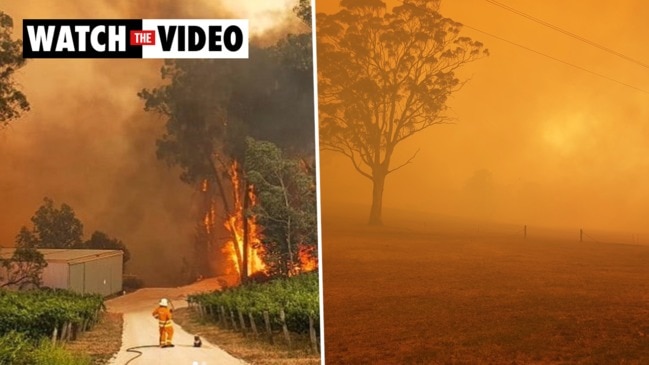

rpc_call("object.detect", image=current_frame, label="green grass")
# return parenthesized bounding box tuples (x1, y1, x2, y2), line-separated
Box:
(0, 331, 91, 365)
(322, 217, 649, 364)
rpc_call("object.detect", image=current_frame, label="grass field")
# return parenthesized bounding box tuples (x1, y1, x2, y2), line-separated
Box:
(321, 211, 649, 364)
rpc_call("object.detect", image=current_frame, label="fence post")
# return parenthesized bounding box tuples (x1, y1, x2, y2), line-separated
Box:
(220, 306, 227, 327)
(263, 310, 274, 344)
(580, 228, 583, 242)
(248, 312, 259, 337)
(238, 309, 247, 335)
(524, 225, 527, 239)
(229, 309, 238, 330)
(309, 316, 319, 354)
(280, 308, 292, 348)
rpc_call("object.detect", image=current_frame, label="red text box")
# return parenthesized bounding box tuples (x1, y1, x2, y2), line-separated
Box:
(130, 30, 156, 46)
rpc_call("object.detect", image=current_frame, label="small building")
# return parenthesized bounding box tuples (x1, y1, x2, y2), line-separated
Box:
(0, 249, 123, 296)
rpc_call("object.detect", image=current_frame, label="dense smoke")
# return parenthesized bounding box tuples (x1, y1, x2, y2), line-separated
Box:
(318, 0, 649, 241)
(0, 0, 306, 286)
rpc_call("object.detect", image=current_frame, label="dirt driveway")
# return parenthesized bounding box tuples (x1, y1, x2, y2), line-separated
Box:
(106, 279, 247, 365)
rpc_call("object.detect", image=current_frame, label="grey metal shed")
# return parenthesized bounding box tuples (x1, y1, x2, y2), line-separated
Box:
(0, 249, 123, 296)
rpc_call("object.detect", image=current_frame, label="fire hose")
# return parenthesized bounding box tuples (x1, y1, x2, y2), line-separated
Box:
(124, 343, 205, 365)
(124, 299, 204, 365)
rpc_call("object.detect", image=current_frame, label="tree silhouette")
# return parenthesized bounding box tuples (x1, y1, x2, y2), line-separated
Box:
(0, 12, 29, 127)
(317, 0, 488, 225)
(17, 197, 84, 249)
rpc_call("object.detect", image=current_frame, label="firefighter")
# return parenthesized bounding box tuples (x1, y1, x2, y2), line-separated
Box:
(152, 298, 175, 348)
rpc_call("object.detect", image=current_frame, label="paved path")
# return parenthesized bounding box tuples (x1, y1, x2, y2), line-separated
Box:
(106, 280, 247, 365)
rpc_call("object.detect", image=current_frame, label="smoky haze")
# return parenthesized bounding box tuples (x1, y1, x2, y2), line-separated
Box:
(0, 0, 304, 286)
(318, 0, 649, 241)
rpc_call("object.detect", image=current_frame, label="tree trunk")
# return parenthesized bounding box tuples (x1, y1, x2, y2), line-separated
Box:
(278, 176, 295, 274)
(210, 156, 244, 283)
(368, 172, 386, 225)
(241, 181, 250, 284)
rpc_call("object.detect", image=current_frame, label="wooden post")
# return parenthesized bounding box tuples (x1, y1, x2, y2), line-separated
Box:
(248, 312, 259, 337)
(238, 309, 247, 335)
(60, 322, 72, 341)
(309, 316, 319, 354)
(213, 308, 221, 323)
(280, 308, 292, 348)
(230, 309, 238, 330)
(51, 326, 58, 345)
(263, 310, 274, 344)
(580, 228, 583, 242)
(220, 306, 227, 327)
(524, 225, 527, 239)
(60, 322, 68, 342)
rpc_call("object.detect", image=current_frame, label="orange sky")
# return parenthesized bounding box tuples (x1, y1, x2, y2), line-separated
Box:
(2, 0, 649, 272)
(0, 0, 303, 285)
(317, 0, 649, 237)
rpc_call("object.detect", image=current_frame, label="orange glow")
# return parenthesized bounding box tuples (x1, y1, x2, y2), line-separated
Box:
(201, 179, 215, 236)
(296, 244, 318, 274)
(222, 161, 267, 278)
(206, 162, 317, 280)
(246, 184, 267, 274)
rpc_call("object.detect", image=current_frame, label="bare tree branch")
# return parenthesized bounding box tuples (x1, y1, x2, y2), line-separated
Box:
(387, 148, 420, 175)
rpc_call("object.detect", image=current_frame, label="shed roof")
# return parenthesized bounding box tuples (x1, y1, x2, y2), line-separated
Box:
(0, 248, 123, 264)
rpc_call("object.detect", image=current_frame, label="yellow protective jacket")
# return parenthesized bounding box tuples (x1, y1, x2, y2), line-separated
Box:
(152, 306, 173, 328)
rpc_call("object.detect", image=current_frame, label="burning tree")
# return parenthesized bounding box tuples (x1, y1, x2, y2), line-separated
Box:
(317, 0, 488, 225)
(245, 138, 317, 277)
(139, 4, 316, 284)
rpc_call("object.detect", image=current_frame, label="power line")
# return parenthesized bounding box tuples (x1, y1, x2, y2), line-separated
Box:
(462, 24, 649, 95)
(484, 0, 649, 69)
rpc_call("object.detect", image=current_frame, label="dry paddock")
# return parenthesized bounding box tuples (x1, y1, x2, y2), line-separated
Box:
(321, 216, 649, 364)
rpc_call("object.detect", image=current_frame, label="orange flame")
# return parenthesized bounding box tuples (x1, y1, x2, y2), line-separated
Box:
(204, 162, 317, 281)
(222, 161, 267, 279)
(295, 244, 318, 275)
(246, 184, 266, 274)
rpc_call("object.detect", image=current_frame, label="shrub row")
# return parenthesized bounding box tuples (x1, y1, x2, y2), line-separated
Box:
(188, 272, 320, 334)
(0, 289, 104, 340)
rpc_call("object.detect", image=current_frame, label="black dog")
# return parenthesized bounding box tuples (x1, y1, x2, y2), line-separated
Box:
(193, 335, 202, 348)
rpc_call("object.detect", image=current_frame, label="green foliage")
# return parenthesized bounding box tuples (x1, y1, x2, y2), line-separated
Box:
(244, 139, 317, 277)
(0, 12, 30, 127)
(14, 199, 130, 278)
(18, 197, 84, 249)
(138, 33, 315, 185)
(189, 272, 319, 334)
(74, 231, 130, 265)
(139, 20, 316, 279)
(31, 340, 91, 365)
(0, 289, 104, 341)
(0, 331, 90, 365)
(0, 331, 32, 365)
